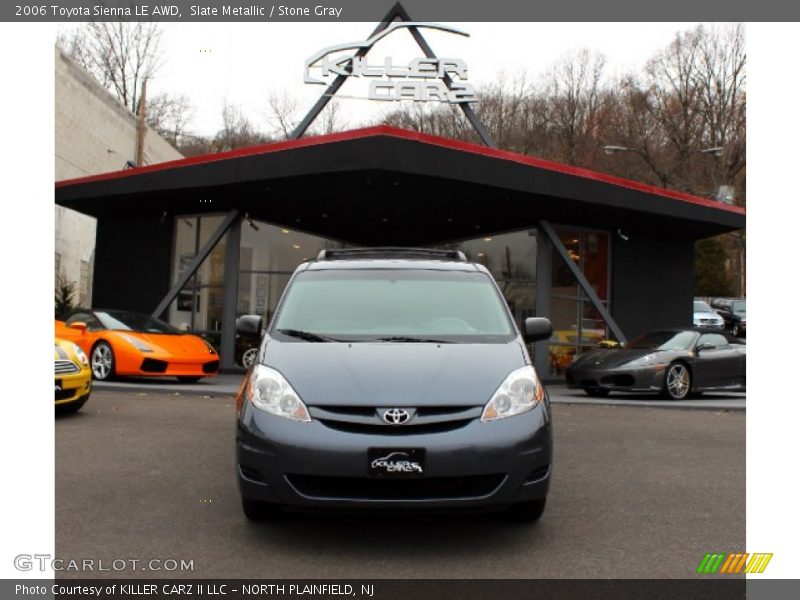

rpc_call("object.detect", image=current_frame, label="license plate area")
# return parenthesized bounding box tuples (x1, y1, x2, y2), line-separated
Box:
(368, 448, 425, 478)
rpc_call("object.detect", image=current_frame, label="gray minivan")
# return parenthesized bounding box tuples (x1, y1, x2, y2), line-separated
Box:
(236, 248, 553, 521)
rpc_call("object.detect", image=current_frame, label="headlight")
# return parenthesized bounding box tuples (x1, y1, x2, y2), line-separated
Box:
(481, 366, 545, 422)
(203, 339, 217, 354)
(247, 364, 311, 422)
(122, 334, 153, 353)
(627, 353, 667, 367)
(71, 343, 89, 367)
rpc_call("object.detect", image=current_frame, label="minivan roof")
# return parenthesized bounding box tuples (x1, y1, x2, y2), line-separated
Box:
(301, 258, 484, 272)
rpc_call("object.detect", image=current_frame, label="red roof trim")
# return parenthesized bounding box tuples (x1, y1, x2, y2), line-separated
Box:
(55, 125, 745, 216)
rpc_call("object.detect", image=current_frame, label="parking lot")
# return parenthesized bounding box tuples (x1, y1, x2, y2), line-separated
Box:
(55, 389, 744, 579)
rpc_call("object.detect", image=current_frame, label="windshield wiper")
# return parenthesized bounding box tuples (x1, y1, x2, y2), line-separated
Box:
(376, 336, 453, 344)
(275, 328, 340, 343)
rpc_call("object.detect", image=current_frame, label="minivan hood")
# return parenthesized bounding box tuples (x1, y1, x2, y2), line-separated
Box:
(262, 340, 528, 407)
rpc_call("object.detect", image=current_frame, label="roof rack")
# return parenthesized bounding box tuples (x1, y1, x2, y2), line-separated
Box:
(316, 247, 467, 262)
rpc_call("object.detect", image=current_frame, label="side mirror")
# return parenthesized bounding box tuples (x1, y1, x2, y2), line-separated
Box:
(68, 321, 87, 334)
(524, 317, 553, 342)
(236, 315, 263, 335)
(696, 343, 714, 352)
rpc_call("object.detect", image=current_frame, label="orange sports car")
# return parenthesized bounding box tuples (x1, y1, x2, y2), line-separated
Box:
(55, 309, 219, 382)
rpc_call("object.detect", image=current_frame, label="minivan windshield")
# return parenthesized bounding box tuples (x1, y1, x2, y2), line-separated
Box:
(271, 269, 515, 343)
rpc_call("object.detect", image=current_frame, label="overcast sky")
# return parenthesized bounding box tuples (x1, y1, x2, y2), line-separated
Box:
(62, 22, 711, 138)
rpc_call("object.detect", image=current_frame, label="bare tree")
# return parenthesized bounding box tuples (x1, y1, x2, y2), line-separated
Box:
(544, 49, 607, 166)
(266, 91, 300, 139)
(312, 98, 348, 135)
(58, 21, 163, 113)
(213, 101, 268, 152)
(146, 92, 195, 147)
(638, 26, 707, 186)
(476, 72, 531, 150)
(693, 24, 746, 189)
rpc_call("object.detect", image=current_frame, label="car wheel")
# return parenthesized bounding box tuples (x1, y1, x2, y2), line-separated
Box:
(732, 324, 741, 337)
(241, 497, 283, 521)
(91, 342, 116, 381)
(663, 362, 691, 400)
(504, 498, 547, 522)
(177, 376, 202, 383)
(55, 396, 88, 415)
(241, 348, 258, 369)
(584, 388, 610, 398)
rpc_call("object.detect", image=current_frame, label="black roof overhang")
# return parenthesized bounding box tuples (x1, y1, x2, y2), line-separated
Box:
(55, 127, 746, 246)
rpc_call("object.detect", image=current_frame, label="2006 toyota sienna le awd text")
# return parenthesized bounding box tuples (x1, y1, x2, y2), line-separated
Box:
(236, 247, 553, 521)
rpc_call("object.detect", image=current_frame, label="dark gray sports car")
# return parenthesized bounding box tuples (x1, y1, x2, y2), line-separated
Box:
(565, 328, 745, 400)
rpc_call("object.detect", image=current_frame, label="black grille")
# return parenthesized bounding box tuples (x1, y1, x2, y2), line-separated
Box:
(55, 388, 76, 401)
(600, 374, 635, 387)
(203, 360, 220, 374)
(140, 358, 168, 373)
(318, 419, 472, 435)
(309, 405, 480, 435)
(54, 360, 80, 375)
(286, 474, 506, 501)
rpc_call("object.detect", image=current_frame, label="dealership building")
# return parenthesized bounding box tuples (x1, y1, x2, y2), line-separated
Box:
(55, 47, 183, 306)
(54, 125, 745, 378)
(54, 11, 745, 379)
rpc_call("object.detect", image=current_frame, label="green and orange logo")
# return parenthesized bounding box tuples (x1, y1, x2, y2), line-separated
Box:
(697, 553, 773, 574)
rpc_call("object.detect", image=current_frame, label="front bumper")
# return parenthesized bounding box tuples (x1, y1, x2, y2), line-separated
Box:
(694, 321, 725, 329)
(237, 401, 552, 510)
(55, 372, 91, 405)
(115, 354, 219, 377)
(565, 363, 667, 393)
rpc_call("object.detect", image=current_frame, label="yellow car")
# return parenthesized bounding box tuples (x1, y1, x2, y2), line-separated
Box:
(55, 337, 91, 413)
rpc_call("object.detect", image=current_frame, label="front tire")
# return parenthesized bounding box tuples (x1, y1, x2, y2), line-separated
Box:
(505, 498, 547, 522)
(241, 347, 258, 369)
(91, 342, 116, 381)
(663, 362, 691, 400)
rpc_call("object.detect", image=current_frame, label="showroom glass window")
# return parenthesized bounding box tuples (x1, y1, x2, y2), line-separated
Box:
(167, 215, 230, 350)
(548, 227, 611, 379)
(169, 215, 344, 365)
(434, 229, 537, 353)
(236, 220, 346, 367)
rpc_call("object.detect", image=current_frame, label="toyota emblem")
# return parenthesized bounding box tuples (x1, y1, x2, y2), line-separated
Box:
(382, 408, 411, 425)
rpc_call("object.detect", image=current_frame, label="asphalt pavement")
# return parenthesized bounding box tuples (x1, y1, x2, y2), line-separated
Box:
(55, 390, 745, 578)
